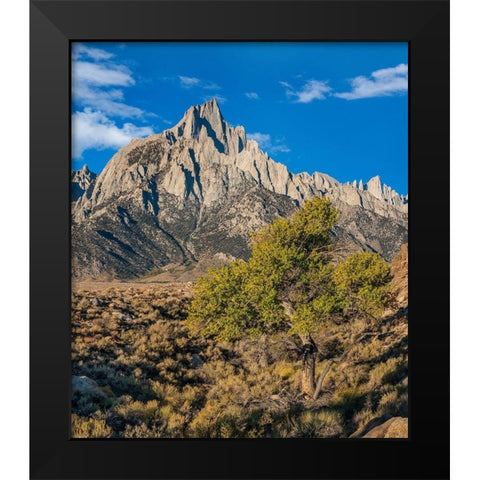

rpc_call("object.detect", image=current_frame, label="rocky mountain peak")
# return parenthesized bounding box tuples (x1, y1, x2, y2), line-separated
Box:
(72, 100, 408, 280)
(346, 174, 407, 209)
(71, 164, 97, 202)
(165, 98, 246, 155)
(183, 97, 224, 132)
(366, 175, 383, 198)
(195, 97, 223, 123)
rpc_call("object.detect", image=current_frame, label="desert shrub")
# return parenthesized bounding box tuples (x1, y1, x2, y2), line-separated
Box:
(163, 411, 188, 437)
(188, 402, 272, 438)
(352, 408, 376, 430)
(130, 298, 153, 314)
(71, 414, 112, 438)
(71, 278, 407, 438)
(72, 387, 112, 416)
(368, 357, 407, 388)
(113, 397, 161, 425)
(76, 297, 91, 311)
(100, 385, 115, 398)
(124, 422, 159, 438)
(275, 409, 343, 438)
(274, 362, 296, 380)
(358, 338, 385, 361)
(330, 386, 366, 420)
(377, 387, 408, 417)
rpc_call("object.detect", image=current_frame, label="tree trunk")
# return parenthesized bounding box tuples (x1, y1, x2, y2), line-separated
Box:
(312, 332, 376, 400)
(299, 334, 318, 397)
(312, 359, 335, 400)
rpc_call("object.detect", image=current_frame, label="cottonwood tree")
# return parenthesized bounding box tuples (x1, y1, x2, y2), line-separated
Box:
(187, 197, 392, 398)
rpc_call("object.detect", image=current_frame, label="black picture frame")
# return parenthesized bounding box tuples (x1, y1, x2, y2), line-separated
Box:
(30, 1, 449, 479)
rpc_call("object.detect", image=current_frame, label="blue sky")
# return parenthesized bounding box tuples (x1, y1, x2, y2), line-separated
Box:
(72, 42, 408, 194)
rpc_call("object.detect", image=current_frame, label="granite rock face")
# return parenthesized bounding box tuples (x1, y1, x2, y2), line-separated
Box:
(347, 175, 408, 210)
(391, 243, 409, 307)
(71, 164, 97, 202)
(72, 98, 408, 280)
(361, 416, 408, 438)
(72, 375, 101, 394)
(349, 413, 408, 439)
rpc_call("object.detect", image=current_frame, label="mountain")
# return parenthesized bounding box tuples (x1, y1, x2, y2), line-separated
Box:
(71, 164, 97, 202)
(71, 98, 408, 280)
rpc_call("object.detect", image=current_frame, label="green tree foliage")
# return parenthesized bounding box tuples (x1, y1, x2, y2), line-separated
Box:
(334, 252, 393, 323)
(187, 196, 393, 397)
(186, 260, 258, 341)
(188, 197, 340, 339)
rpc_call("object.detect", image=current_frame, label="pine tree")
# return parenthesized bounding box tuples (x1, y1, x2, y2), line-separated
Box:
(187, 197, 392, 397)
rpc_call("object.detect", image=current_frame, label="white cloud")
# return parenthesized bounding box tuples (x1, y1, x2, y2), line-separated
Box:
(92, 99, 145, 118)
(270, 144, 291, 153)
(247, 132, 290, 154)
(282, 79, 331, 103)
(334, 63, 408, 100)
(71, 44, 157, 158)
(179, 76, 200, 88)
(201, 95, 227, 104)
(245, 92, 260, 100)
(279, 81, 292, 89)
(73, 61, 135, 87)
(202, 81, 221, 90)
(72, 44, 115, 61)
(178, 75, 220, 90)
(72, 82, 145, 118)
(248, 132, 271, 149)
(72, 109, 154, 158)
(72, 46, 147, 119)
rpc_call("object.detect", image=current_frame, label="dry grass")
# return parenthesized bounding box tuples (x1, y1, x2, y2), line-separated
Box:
(71, 282, 408, 438)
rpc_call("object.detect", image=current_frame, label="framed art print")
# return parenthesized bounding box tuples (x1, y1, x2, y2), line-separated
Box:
(31, 1, 449, 479)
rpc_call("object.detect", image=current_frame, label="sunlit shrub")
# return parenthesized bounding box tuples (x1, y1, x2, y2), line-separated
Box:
(71, 414, 112, 438)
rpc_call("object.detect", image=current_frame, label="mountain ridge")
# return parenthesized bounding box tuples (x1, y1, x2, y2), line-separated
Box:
(72, 98, 408, 280)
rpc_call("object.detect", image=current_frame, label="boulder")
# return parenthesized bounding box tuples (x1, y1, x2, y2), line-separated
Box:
(72, 375, 100, 394)
(349, 413, 392, 438)
(362, 416, 408, 438)
(191, 354, 204, 368)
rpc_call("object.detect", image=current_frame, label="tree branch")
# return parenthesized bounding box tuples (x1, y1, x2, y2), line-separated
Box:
(312, 331, 377, 400)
